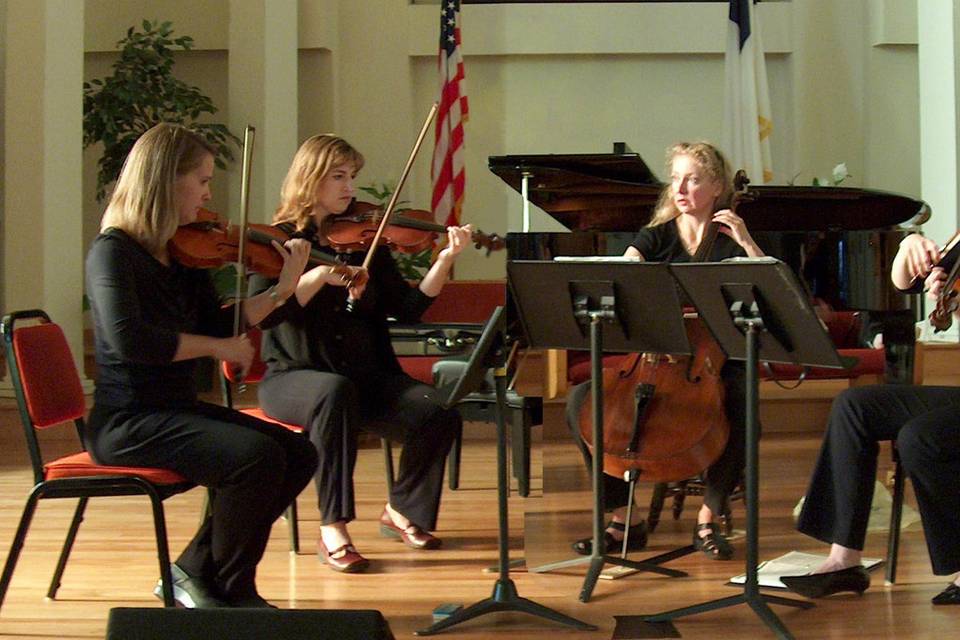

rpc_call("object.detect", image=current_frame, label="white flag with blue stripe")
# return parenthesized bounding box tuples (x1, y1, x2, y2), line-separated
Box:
(723, 0, 773, 184)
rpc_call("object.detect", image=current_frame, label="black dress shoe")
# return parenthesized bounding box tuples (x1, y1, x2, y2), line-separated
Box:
(153, 563, 228, 608)
(572, 520, 648, 556)
(781, 565, 870, 598)
(932, 583, 960, 605)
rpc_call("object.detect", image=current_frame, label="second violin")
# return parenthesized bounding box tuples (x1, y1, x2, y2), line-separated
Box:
(323, 200, 504, 256)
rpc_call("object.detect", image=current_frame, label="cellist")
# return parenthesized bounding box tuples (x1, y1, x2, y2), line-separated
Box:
(565, 141, 764, 560)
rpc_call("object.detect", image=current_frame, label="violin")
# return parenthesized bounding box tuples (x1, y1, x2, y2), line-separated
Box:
(169, 208, 361, 284)
(324, 200, 505, 255)
(928, 232, 960, 332)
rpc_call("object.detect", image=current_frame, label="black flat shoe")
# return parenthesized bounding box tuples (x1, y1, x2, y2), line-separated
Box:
(932, 583, 960, 605)
(572, 520, 648, 556)
(781, 565, 870, 599)
(153, 563, 228, 608)
(693, 522, 733, 560)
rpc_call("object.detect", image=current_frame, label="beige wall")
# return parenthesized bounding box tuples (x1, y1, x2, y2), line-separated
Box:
(4, 0, 930, 313)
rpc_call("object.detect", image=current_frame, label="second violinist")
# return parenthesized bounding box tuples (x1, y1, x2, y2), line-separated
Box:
(250, 134, 474, 573)
(565, 141, 765, 560)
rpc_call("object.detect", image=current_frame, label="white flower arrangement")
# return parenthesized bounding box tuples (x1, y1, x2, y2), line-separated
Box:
(812, 163, 851, 187)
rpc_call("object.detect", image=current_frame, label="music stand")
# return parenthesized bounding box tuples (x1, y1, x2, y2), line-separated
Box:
(641, 258, 840, 640)
(508, 259, 695, 603)
(417, 306, 594, 635)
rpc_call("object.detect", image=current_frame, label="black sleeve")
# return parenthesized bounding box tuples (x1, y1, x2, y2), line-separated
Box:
(85, 236, 180, 365)
(371, 247, 433, 323)
(194, 270, 236, 338)
(629, 226, 659, 260)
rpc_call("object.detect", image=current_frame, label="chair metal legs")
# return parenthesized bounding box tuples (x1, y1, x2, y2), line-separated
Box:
(0, 480, 178, 611)
(885, 454, 905, 585)
(47, 496, 89, 599)
(0, 490, 41, 612)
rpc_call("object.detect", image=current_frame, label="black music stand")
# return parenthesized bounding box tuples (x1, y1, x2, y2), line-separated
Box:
(508, 259, 695, 603)
(416, 306, 594, 635)
(640, 258, 841, 640)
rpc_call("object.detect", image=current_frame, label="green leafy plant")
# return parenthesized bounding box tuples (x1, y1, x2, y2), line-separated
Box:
(83, 20, 240, 201)
(357, 183, 433, 281)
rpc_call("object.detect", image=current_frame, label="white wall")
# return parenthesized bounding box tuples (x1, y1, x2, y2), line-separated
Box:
(20, 0, 933, 295)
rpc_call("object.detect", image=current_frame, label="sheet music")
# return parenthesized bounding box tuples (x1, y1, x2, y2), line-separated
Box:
(553, 255, 641, 263)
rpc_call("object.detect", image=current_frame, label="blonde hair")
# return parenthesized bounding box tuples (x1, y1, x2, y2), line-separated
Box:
(100, 123, 216, 255)
(647, 141, 734, 228)
(273, 134, 365, 231)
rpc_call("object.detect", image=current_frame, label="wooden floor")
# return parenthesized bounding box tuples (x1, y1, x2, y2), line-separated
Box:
(0, 404, 955, 639)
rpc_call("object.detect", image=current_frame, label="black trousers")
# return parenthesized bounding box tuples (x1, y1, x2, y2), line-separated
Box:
(259, 368, 460, 532)
(85, 401, 317, 601)
(796, 384, 960, 576)
(565, 361, 747, 518)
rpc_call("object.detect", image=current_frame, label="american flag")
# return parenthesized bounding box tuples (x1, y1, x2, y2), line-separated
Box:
(431, 0, 469, 227)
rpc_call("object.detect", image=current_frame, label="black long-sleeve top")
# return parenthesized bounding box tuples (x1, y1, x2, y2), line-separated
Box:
(85, 228, 234, 409)
(630, 219, 746, 262)
(250, 221, 433, 380)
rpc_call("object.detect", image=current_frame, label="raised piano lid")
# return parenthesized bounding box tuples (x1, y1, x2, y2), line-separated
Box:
(488, 153, 930, 232)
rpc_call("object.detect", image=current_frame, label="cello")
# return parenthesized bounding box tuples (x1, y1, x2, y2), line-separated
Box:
(576, 172, 751, 484)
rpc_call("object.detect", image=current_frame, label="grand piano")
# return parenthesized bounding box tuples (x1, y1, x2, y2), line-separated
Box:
(492, 150, 930, 313)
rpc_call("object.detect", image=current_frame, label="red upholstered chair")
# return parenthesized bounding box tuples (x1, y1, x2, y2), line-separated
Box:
(0, 310, 194, 611)
(219, 327, 396, 554)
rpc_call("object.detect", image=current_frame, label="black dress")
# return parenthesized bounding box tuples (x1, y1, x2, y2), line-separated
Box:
(84, 228, 317, 603)
(251, 221, 459, 531)
(564, 219, 748, 516)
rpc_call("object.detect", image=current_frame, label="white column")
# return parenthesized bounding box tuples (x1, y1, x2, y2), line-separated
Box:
(918, 0, 960, 244)
(2, 0, 89, 395)
(228, 0, 299, 223)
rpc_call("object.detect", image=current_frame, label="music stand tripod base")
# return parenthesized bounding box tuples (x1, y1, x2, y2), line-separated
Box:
(417, 308, 594, 635)
(642, 260, 840, 640)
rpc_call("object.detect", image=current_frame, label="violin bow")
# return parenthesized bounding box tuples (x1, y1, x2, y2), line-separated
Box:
(345, 103, 438, 310)
(232, 125, 256, 389)
(360, 103, 439, 273)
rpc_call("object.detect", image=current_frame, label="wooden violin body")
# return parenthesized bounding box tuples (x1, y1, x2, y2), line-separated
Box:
(324, 200, 505, 255)
(169, 208, 359, 283)
(579, 317, 730, 482)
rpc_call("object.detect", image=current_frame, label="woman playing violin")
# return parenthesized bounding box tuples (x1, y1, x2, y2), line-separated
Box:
(782, 232, 960, 604)
(566, 141, 764, 560)
(84, 123, 319, 608)
(251, 134, 473, 573)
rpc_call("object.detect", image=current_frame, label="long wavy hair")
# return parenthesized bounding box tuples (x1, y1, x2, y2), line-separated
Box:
(273, 134, 365, 232)
(646, 141, 734, 228)
(100, 123, 215, 255)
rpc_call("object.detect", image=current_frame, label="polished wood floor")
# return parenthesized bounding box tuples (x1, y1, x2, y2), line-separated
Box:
(0, 404, 955, 639)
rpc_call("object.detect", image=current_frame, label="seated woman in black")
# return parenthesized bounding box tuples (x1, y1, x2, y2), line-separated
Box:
(782, 232, 960, 604)
(565, 141, 764, 560)
(84, 123, 319, 608)
(252, 134, 473, 573)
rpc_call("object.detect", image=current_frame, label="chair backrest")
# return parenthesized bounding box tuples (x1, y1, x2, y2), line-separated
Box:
(2, 309, 86, 483)
(420, 280, 505, 324)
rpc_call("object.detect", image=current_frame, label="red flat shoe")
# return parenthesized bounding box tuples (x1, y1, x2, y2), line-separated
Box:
(379, 508, 442, 550)
(318, 541, 370, 573)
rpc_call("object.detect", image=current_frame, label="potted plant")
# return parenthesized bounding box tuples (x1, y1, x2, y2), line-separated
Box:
(83, 19, 239, 201)
(83, 20, 240, 390)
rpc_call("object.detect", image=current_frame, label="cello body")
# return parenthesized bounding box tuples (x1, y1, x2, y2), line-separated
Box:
(578, 316, 730, 483)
